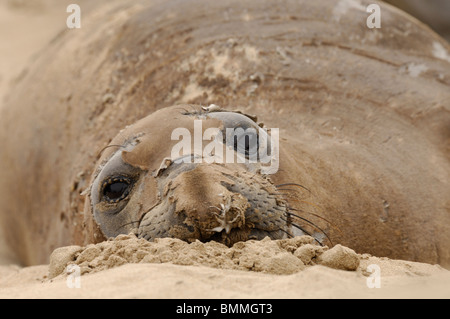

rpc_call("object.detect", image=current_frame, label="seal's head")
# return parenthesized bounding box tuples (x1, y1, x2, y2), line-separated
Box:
(87, 105, 291, 246)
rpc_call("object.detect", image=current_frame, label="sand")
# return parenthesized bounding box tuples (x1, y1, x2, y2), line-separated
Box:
(0, 234, 449, 298)
(0, 0, 449, 299)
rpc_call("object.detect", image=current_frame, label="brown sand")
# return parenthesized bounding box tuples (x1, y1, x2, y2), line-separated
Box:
(47, 235, 361, 278)
(0, 0, 449, 299)
(0, 235, 449, 298)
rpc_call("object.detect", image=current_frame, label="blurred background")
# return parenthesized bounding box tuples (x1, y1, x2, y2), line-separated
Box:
(0, 0, 449, 110)
(384, 0, 450, 42)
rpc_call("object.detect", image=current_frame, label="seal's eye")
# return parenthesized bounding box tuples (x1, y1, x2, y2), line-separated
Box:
(206, 111, 271, 160)
(102, 176, 132, 203)
(232, 128, 259, 159)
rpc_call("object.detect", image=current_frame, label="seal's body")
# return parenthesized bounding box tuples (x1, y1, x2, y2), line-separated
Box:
(0, 0, 449, 266)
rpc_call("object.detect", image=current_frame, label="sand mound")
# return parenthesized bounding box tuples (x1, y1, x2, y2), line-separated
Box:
(48, 235, 363, 279)
(1, 235, 448, 298)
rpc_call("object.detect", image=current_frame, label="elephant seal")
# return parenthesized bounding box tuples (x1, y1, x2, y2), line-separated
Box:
(0, 0, 449, 267)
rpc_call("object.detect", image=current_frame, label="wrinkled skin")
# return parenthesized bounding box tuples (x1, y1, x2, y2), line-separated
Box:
(0, 0, 449, 266)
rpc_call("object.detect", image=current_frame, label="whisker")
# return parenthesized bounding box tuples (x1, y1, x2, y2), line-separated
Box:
(285, 211, 333, 246)
(97, 144, 125, 158)
(288, 207, 342, 234)
(276, 183, 311, 194)
(276, 188, 301, 192)
(276, 192, 291, 197)
(176, 106, 191, 113)
(281, 217, 310, 235)
(279, 192, 300, 199)
(281, 217, 323, 246)
(300, 200, 322, 210)
(176, 106, 200, 116)
(286, 197, 322, 210)
(278, 227, 293, 238)
(118, 206, 151, 232)
(118, 219, 140, 230)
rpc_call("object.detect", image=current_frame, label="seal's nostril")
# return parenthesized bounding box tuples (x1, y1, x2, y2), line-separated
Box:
(206, 199, 246, 234)
(206, 193, 248, 233)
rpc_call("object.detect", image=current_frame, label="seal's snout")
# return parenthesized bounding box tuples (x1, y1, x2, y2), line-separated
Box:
(137, 162, 289, 246)
(162, 163, 249, 239)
